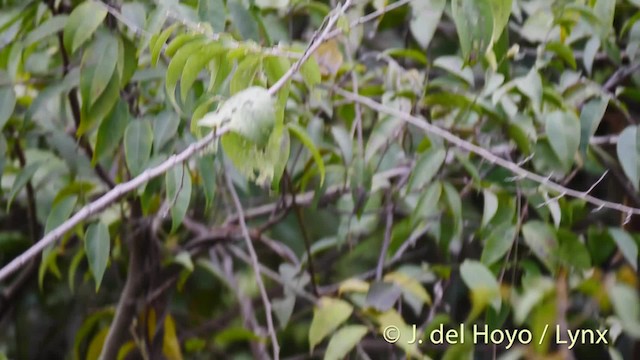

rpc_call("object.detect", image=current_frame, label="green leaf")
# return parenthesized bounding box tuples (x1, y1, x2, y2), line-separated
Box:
(63, 1, 108, 53)
(545, 110, 580, 170)
(481, 224, 516, 266)
(583, 36, 600, 75)
(89, 34, 119, 108)
(256, 0, 289, 10)
(153, 111, 180, 152)
(0, 86, 16, 130)
(481, 189, 498, 228)
(545, 42, 577, 69)
(180, 42, 225, 102)
(85, 222, 110, 291)
(230, 56, 261, 95)
(451, 0, 494, 63)
(44, 196, 77, 235)
(323, 325, 368, 360)
(521, 221, 558, 272)
(124, 120, 153, 176)
(166, 165, 192, 233)
(409, 0, 446, 50)
(579, 96, 609, 156)
(557, 230, 591, 270)
(609, 284, 640, 338)
(151, 23, 178, 67)
(7, 162, 41, 211)
(608, 228, 638, 271)
(287, 122, 325, 185)
(197, 154, 217, 209)
(94, 100, 130, 165)
(617, 126, 640, 190)
(460, 260, 501, 317)
(228, 0, 260, 41)
(165, 38, 209, 110)
(594, 0, 615, 39)
(199, 0, 227, 33)
(406, 148, 446, 193)
(165, 33, 204, 58)
(68, 248, 85, 293)
(118, 35, 138, 87)
(309, 297, 353, 352)
(515, 68, 542, 113)
(300, 58, 322, 89)
(24, 15, 68, 46)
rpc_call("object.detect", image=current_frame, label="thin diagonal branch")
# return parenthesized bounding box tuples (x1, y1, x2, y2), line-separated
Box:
(0, 125, 230, 282)
(334, 87, 640, 217)
(224, 170, 279, 360)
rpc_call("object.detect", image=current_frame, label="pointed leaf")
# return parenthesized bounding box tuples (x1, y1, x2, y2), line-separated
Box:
(324, 325, 368, 360)
(409, 0, 446, 49)
(85, 222, 110, 291)
(309, 297, 353, 352)
(63, 1, 107, 53)
(124, 120, 153, 176)
(166, 166, 192, 233)
(609, 228, 638, 271)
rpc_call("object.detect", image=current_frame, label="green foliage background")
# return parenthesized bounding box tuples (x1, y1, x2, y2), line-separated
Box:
(0, 0, 639, 359)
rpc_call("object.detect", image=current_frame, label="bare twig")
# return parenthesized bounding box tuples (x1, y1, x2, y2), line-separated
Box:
(224, 171, 279, 360)
(334, 87, 640, 216)
(269, 0, 354, 95)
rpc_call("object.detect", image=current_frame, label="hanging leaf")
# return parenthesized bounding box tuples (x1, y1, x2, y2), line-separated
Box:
(166, 166, 192, 233)
(460, 260, 501, 319)
(521, 221, 558, 272)
(481, 224, 516, 266)
(153, 111, 180, 152)
(616, 126, 640, 190)
(545, 110, 580, 170)
(25, 15, 68, 46)
(579, 96, 609, 156)
(124, 120, 154, 177)
(63, 1, 108, 53)
(94, 100, 130, 165)
(451, 0, 494, 63)
(150, 23, 179, 67)
(309, 297, 353, 352)
(323, 325, 368, 360)
(409, 0, 446, 50)
(85, 222, 110, 291)
(608, 228, 638, 271)
(406, 148, 446, 193)
(7, 162, 41, 211)
(180, 42, 225, 102)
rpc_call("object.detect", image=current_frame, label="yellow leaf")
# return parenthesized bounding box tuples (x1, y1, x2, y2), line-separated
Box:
(313, 39, 343, 76)
(163, 314, 184, 360)
(86, 327, 109, 360)
(338, 278, 370, 294)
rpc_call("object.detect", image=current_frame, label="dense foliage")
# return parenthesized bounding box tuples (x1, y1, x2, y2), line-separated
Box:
(0, 0, 639, 359)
